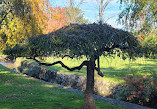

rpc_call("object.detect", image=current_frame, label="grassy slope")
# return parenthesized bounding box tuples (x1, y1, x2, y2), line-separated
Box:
(0, 65, 125, 109)
(17, 56, 156, 83)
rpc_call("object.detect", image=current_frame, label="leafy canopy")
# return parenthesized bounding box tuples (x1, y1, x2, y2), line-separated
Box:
(0, 0, 67, 50)
(118, 0, 157, 57)
(5, 23, 140, 59)
(119, 0, 157, 33)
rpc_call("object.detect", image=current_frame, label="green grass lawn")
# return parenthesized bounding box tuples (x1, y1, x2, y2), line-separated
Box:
(0, 65, 126, 109)
(14, 56, 157, 83)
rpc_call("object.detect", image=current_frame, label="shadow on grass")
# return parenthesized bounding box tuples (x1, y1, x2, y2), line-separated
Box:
(42, 58, 157, 81)
(126, 63, 157, 72)
(0, 65, 124, 109)
(146, 59, 157, 63)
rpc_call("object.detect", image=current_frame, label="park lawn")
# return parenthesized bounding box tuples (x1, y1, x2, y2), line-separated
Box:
(0, 65, 126, 109)
(14, 56, 157, 83)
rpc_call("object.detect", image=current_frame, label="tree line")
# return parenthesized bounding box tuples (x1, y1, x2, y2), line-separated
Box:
(0, 0, 87, 50)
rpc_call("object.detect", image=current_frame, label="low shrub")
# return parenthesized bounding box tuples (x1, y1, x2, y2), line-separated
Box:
(112, 73, 157, 108)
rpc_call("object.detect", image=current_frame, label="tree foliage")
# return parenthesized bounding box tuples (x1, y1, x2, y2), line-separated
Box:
(142, 28, 157, 58)
(119, 0, 157, 57)
(119, 0, 157, 34)
(63, 0, 88, 24)
(45, 6, 67, 33)
(65, 7, 87, 24)
(5, 23, 140, 59)
(0, 0, 68, 50)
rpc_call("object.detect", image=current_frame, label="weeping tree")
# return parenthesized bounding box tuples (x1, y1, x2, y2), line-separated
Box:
(4, 23, 140, 109)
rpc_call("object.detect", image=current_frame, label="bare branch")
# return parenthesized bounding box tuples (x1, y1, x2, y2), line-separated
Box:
(62, 55, 74, 59)
(102, 0, 112, 11)
(76, 0, 85, 8)
(94, 56, 104, 77)
(0, 9, 12, 25)
(96, 0, 113, 23)
(28, 57, 89, 71)
(104, 14, 116, 23)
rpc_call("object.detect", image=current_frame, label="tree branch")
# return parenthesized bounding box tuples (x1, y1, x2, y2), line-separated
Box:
(95, 67, 104, 77)
(62, 55, 74, 59)
(27, 57, 89, 71)
(0, 9, 12, 25)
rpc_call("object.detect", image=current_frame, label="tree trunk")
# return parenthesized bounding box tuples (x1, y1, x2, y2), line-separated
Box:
(82, 59, 96, 109)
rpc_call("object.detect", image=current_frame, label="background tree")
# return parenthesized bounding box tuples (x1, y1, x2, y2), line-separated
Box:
(63, 0, 88, 24)
(119, 0, 156, 32)
(0, 0, 67, 50)
(96, 0, 113, 24)
(4, 23, 140, 108)
(0, 0, 47, 49)
(118, 0, 157, 57)
(44, 6, 67, 33)
(142, 27, 157, 58)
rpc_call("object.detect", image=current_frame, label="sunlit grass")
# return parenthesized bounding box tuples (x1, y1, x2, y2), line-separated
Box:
(42, 56, 157, 82)
(14, 56, 157, 83)
(0, 65, 126, 109)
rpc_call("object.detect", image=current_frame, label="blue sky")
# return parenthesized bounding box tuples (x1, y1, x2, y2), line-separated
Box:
(50, 0, 123, 28)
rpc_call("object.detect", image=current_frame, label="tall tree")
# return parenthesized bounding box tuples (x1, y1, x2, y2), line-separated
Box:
(63, 0, 88, 24)
(118, 0, 157, 34)
(118, 0, 157, 57)
(4, 23, 140, 108)
(0, 0, 30, 49)
(0, 0, 67, 50)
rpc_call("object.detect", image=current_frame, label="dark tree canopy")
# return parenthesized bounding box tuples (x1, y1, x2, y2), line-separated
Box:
(50, 23, 139, 58)
(5, 23, 140, 59)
